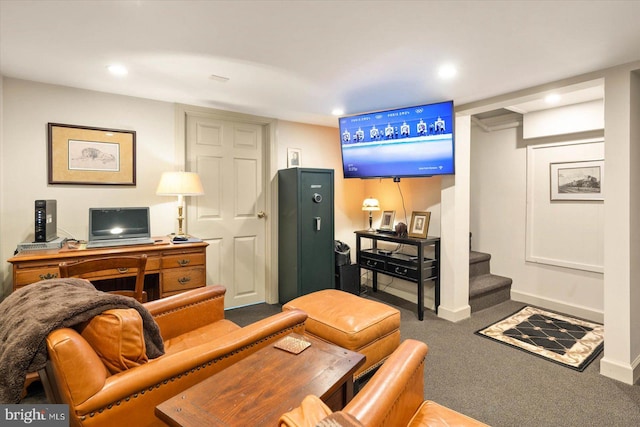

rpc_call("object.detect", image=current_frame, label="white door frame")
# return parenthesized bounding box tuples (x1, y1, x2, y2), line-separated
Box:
(174, 103, 279, 304)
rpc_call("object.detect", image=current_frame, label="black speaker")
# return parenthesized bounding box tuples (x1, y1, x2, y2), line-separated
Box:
(335, 263, 360, 295)
(34, 199, 58, 242)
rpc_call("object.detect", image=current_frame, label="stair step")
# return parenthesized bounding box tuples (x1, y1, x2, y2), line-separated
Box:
(469, 273, 512, 312)
(469, 251, 491, 278)
(469, 251, 491, 264)
(469, 273, 512, 296)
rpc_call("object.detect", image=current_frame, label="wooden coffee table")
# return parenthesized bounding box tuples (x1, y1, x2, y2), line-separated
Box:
(155, 333, 365, 426)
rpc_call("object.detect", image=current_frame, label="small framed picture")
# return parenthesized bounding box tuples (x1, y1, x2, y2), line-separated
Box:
(409, 211, 431, 238)
(287, 147, 301, 168)
(550, 159, 604, 201)
(379, 210, 395, 230)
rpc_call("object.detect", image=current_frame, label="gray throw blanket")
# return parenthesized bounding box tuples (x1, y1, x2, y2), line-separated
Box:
(0, 278, 165, 404)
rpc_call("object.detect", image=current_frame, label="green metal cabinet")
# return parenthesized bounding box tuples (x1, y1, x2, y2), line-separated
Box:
(278, 168, 335, 304)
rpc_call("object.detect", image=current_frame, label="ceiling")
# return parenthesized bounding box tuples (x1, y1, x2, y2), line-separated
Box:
(1, 1, 638, 128)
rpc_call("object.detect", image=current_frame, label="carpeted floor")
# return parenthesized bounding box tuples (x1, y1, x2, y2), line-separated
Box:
(357, 289, 640, 427)
(22, 290, 640, 426)
(226, 290, 640, 426)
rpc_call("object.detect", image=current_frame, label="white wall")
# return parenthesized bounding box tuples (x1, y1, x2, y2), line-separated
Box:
(1, 80, 352, 302)
(0, 76, 4, 296)
(274, 120, 363, 255)
(0, 78, 179, 298)
(359, 176, 442, 308)
(523, 100, 604, 139)
(274, 121, 446, 308)
(600, 65, 640, 384)
(470, 124, 605, 321)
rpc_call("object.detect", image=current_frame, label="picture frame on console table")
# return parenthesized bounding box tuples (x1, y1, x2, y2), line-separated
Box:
(408, 211, 430, 238)
(48, 123, 136, 185)
(379, 210, 395, 230)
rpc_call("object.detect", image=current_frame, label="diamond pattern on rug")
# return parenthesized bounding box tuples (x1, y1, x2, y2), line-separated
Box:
(475, 306, 604, 371)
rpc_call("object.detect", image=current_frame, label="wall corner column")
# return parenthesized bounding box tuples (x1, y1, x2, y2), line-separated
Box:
(600, 66, 640, 384)
(438, 114, 471, 322)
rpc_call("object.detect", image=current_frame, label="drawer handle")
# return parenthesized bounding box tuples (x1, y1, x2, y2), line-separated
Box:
(394, 267, 408, 275)
(177, 259, 191, 267)
(366, 260, 376, 267)
(177, 276, 191, 285)
(117, 268, 130, 274)
(39, 272, 58, 280)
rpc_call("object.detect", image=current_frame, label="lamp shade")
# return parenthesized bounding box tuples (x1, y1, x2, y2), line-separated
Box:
(362, 197, 380, 211)
(156, 172, 204, 196)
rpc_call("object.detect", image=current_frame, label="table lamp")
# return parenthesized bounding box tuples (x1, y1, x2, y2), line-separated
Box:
(156, 171, 204, 241)
(362, 197, 380, 231)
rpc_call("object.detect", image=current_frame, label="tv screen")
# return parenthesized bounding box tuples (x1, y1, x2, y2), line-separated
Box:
(339, 100, 454, 179)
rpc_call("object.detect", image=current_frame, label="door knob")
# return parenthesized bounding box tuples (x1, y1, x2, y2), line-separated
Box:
(257, 211, 266, 219)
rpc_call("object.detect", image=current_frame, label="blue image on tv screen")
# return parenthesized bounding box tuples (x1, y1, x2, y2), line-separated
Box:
(339, 101, 454, 178)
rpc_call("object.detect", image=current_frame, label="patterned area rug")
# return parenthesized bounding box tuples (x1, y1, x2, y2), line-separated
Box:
(476, 306, 604, 371)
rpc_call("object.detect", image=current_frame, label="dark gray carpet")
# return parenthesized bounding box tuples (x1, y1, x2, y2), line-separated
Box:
(227, 290, 640, 427)
(357, 289, 640, 427)
(23, 290, 640, 426)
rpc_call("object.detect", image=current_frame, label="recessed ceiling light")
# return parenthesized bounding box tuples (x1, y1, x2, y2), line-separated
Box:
(438, 64, 457, 80)
(107, 64, 128, 76)
(545, 93, 561, 104)
(331, 108, 344, 116)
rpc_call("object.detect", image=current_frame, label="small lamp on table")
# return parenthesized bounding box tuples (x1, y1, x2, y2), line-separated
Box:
(156, 171, 205, 241)
(362, 197, 380, 231)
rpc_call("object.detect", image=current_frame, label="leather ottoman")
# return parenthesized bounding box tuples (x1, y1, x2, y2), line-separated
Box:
(283, 289, 400, 380)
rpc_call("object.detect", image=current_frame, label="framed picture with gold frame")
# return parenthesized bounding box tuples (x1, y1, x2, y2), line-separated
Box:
(48, 123, 136, 185)
(408, 211, 431, 238)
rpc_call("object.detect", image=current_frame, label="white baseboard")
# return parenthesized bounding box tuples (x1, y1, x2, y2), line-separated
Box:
(599, 354, 640, 385)
(377, 285, 435, 311)
(511, 290, 604, 323)
(437, 304, 472, 322)
(366, 282, 471, 322)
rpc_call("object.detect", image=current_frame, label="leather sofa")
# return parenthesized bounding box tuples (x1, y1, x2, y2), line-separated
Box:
(279, 339, 489, 427)
(40, 285, 307, 427)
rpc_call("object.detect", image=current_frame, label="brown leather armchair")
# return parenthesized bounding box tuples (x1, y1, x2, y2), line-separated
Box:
(40, 285, 307, 427)
(280, 339, 489, 427)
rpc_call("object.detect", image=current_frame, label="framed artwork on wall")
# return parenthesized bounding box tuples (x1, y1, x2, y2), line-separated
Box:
(409, 211, 431, 238)
(48, 123, 136, 185)
(550, 159, 604, 201)
(287, 147, 301, 168)
(379, 210, 395, 230)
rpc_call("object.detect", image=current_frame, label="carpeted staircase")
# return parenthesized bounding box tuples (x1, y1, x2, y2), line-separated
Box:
(469, 251, 512, 312)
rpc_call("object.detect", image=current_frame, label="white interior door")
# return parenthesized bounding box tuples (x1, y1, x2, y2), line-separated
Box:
(185, 112, 266, 308)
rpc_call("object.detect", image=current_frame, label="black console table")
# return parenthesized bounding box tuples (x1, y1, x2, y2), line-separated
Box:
(355, 230, 440, 321)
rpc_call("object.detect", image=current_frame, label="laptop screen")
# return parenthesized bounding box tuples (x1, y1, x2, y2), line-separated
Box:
(88, 207, 151, 241)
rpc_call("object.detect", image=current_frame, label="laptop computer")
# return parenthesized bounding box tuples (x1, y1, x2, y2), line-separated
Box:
(86, 207, 155, 249)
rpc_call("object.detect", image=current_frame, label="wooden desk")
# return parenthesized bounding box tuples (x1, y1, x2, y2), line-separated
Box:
(155, 334, 365, 427)
(7, 237, 208, 299)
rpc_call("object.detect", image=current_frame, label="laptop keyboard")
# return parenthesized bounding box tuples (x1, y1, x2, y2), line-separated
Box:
(86, 238, 155, 249)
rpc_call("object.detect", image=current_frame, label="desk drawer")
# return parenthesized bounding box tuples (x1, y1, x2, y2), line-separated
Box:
(360, 250, 386, 270)
(162, 252, 205, 269)
(388, 261, 418, 280)
(15, 267, 60, 287)
(162, 267, 205, 293)
(145, 256, 162, 272)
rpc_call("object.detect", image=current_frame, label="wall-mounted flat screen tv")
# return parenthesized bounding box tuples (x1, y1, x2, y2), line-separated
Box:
(339, 100, 454, 179)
